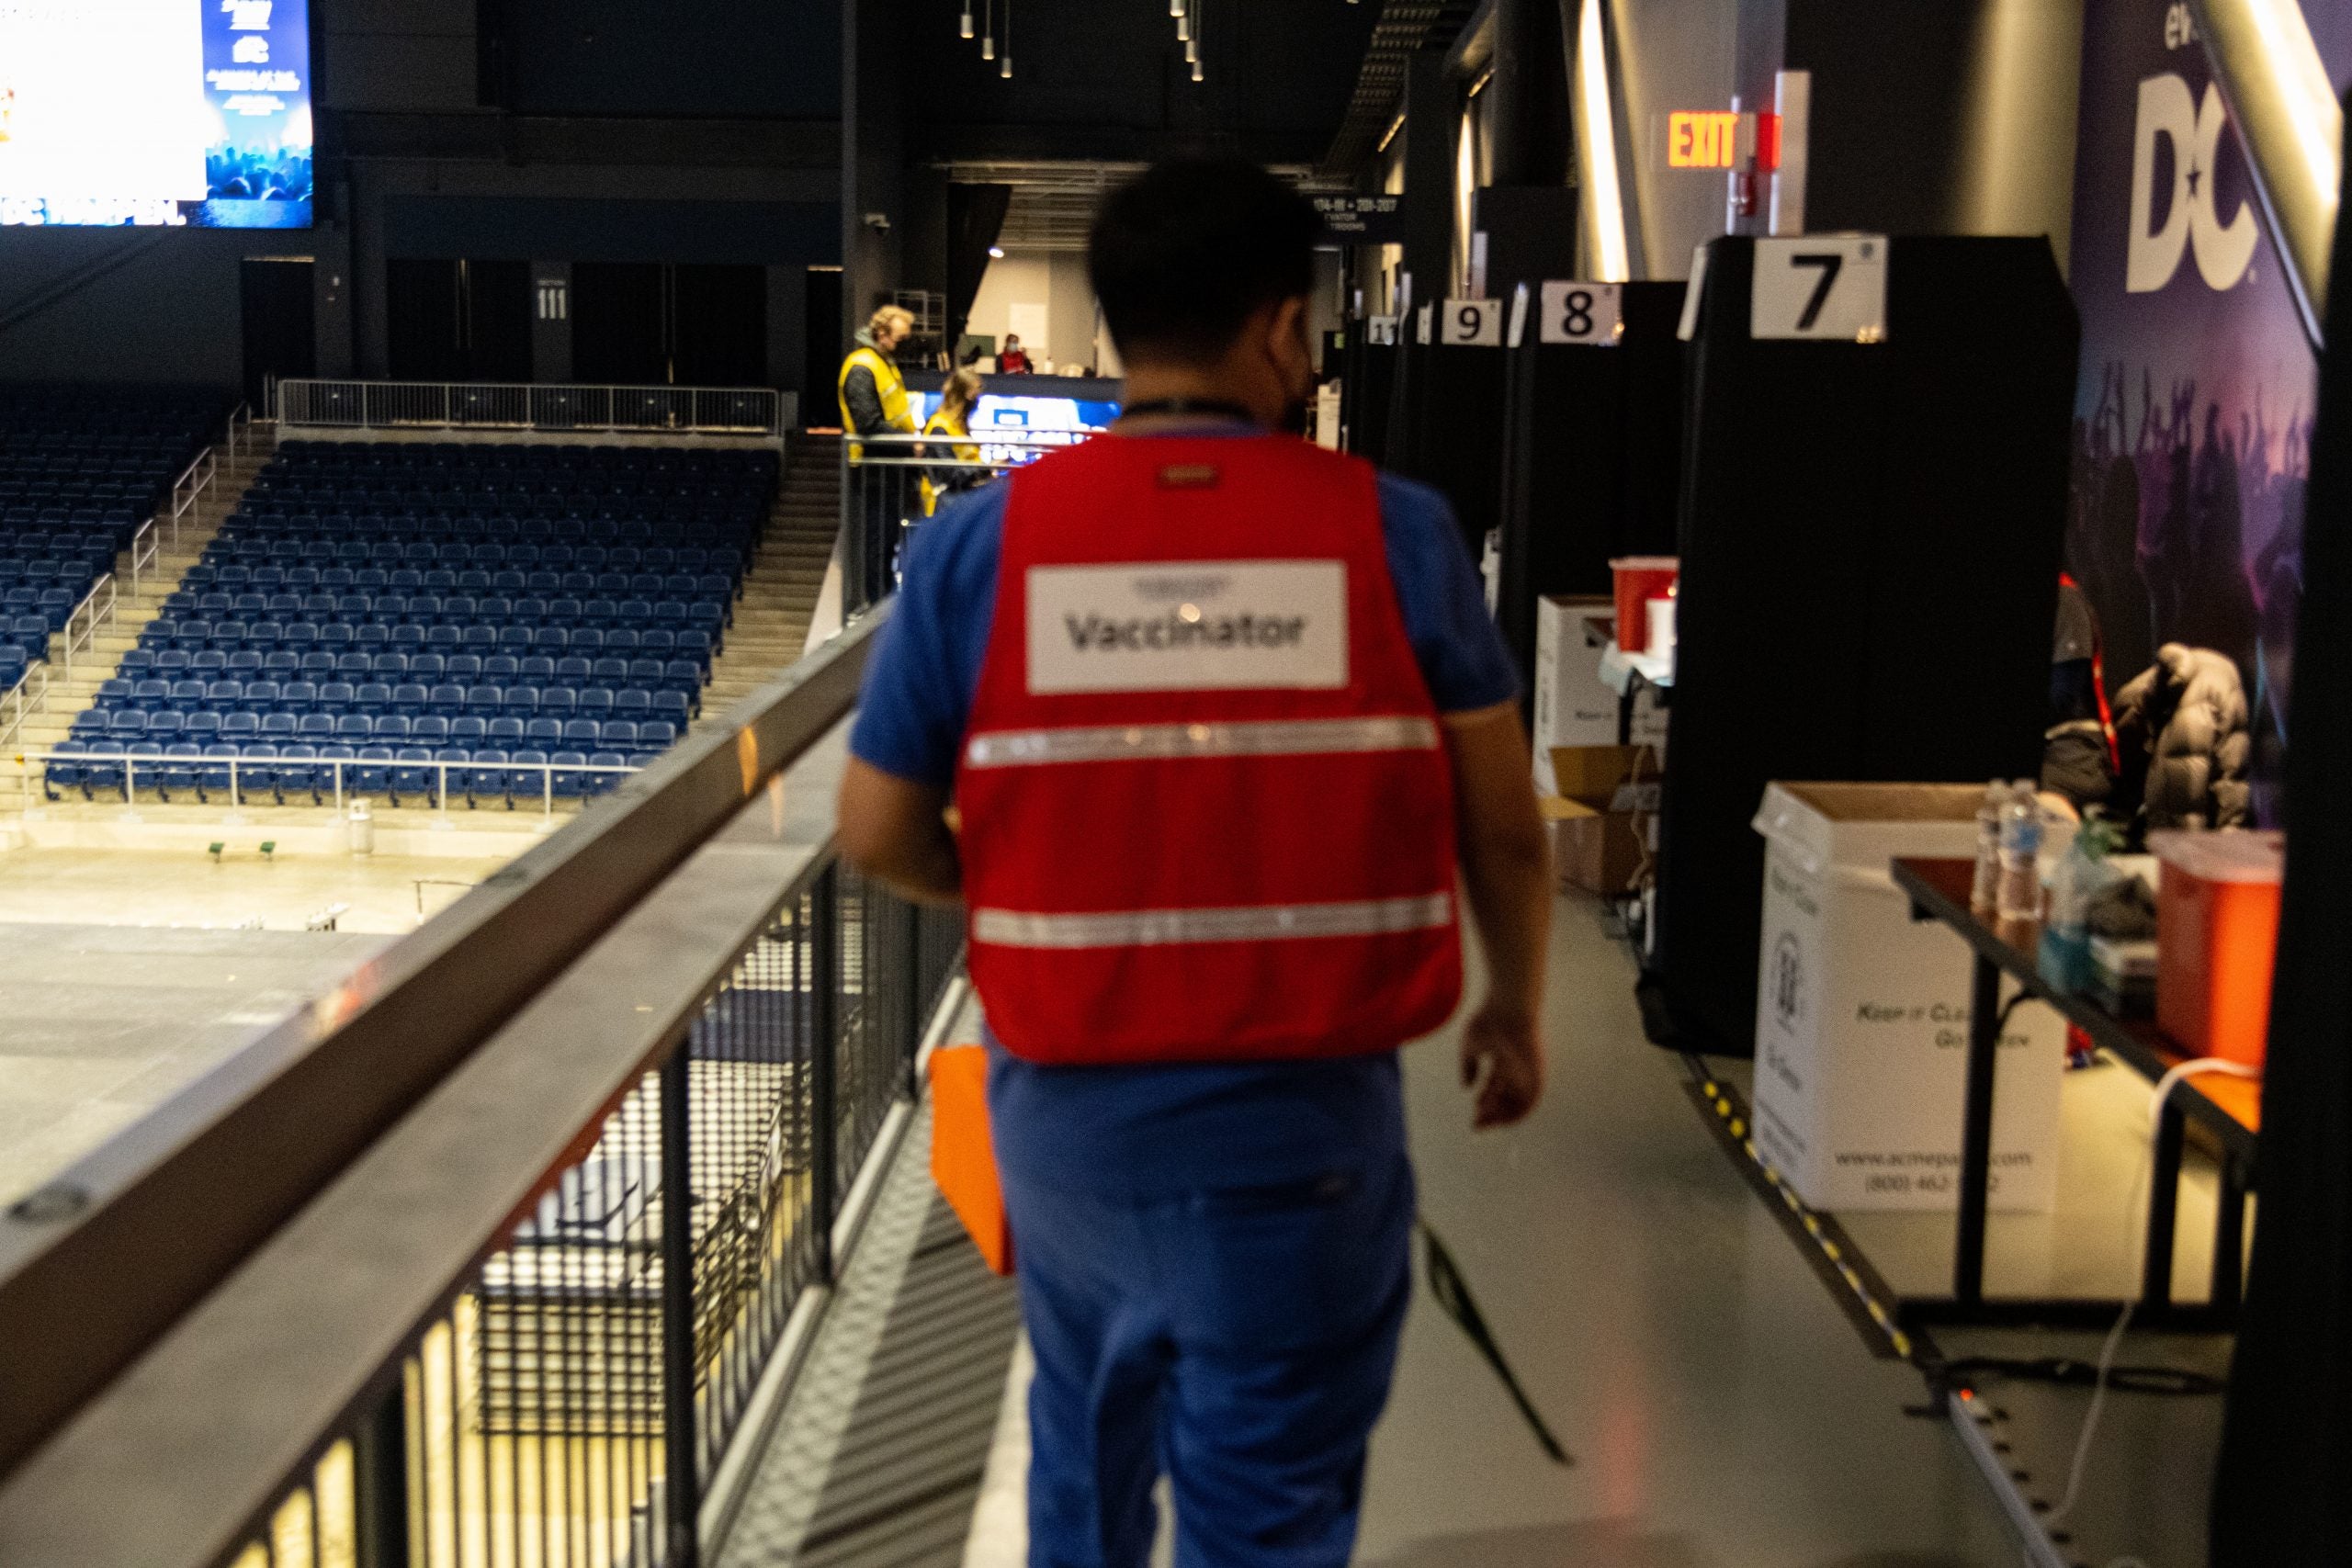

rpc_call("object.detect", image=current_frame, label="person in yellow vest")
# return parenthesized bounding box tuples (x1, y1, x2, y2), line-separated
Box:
(840, 306, 920, 601)
(838, 305, 918, 457)
(918, 366, 986, 515)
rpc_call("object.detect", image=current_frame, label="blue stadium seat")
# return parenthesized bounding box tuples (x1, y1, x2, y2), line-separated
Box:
(549, 750, 591, 798)
(639, 720, 678, 752)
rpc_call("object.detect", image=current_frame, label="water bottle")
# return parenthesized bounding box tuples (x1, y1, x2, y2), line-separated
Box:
(1996, 779, 2043, 924)
(1969, 779, 2006, 913)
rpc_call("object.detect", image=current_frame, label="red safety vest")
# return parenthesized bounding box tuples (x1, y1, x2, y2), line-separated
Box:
(956, 433, 1463, 1066)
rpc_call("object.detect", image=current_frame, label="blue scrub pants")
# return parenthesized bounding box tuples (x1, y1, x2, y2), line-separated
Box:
(995, 1138, 1415, 1567)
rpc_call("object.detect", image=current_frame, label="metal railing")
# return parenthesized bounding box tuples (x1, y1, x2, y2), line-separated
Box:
(55, 576, 116, 681)
(843, 428, 1098, 613)
(0, 664, 49, 751)
(277, 382, 786, 440)
(18, 748, 646, 818)
(0, 610, 970, 1568)
(128, 409, 250, 598)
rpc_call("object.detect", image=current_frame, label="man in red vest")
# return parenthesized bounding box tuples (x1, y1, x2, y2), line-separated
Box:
(839, 158, 1551, 1566)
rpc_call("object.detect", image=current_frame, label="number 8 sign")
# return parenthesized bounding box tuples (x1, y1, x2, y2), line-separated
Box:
(1538, 282, 1623, 345)
(1439, 299, 1503, 346)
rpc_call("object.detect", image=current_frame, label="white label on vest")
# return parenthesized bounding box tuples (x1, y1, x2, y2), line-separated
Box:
(1025, 560, 1349, 694)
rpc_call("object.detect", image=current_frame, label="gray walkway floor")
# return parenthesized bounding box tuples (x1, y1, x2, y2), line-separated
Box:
(1351, 896, 2019, 1568)
(727, 895, 2046, 1567)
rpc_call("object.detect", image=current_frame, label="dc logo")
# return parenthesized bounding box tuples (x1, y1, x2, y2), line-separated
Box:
(1771, 933, 1804, 1031)
(2127, 73, 2258, 294)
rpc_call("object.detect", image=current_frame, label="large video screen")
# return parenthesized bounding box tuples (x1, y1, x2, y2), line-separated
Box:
(0, 0, 312, 228)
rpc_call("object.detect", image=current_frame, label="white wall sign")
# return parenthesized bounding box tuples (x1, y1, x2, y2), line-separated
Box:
(1506, 283, 1531, 349)
(1439, 299, 1503, 347)
(1750, 233, 1888, 343)
(1415, 302, 1433, 344)
(1538, 281, 1623, 345)
(1364, 315, 1398, 345)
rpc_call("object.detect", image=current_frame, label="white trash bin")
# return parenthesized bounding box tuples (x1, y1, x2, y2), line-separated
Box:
(1749, 782, 2064, 1213)
(347, 799, 376, 857)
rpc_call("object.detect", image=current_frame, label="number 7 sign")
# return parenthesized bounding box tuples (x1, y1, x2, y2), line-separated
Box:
(1750, 234, 1888, 342)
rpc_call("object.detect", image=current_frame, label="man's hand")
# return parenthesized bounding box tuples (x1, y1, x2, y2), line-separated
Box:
(1461, 1002, 1544, 1129)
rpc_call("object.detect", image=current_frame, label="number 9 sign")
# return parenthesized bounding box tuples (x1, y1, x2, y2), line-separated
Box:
(1539, 282, 1623, 345)
(1439, 299, 1503, 347)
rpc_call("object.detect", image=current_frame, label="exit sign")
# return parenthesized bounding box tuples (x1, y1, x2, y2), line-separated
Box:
(1668, 111, 1741, 168)
(1665, 109, 1780, 172)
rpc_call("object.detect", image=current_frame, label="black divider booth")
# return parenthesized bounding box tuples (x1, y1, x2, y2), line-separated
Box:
(1340, 331, 1397, 466)
(1383, 311, 1508, 556)
(1644, 236, 2075, 1056)
(1493, 281, 1687, 699)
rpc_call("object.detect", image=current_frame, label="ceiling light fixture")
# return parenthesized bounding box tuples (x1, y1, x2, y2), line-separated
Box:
(1190, 0, 1204, 80)
(960, 2, 973, 39)
(989, 245, 1006, 258)
(1001, 0, 1012, 77)
(981, 0, 994, 58)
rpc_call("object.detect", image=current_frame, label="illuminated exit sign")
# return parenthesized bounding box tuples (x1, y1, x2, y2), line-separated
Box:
(1668, 111, 1742, 168)
(1666, 109, 1781, 171)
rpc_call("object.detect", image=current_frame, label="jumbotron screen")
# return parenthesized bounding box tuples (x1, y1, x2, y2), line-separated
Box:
(0, 0, 312, 228)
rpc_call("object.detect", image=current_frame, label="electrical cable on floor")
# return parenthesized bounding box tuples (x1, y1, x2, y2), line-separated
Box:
(1418, 1219, 1573, 1466)
(2042, 1057, 2260, 1528)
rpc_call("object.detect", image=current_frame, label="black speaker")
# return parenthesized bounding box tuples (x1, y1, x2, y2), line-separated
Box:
(1494, 280, 1687, 697)
(1646, 235, 2075, 1055)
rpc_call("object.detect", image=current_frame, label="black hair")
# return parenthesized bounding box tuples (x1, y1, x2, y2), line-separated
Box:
(1089, 157, 1320, 365)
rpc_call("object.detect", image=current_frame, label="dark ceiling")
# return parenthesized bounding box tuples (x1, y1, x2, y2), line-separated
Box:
(903, 0, 1386, 164)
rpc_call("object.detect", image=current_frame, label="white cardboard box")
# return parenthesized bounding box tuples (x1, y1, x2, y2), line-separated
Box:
(1748, 783, 2064, 1213)
(1532, 596, 1622, 794)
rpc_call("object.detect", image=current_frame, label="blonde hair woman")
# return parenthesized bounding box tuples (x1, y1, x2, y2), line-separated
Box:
(921, 367, 986, 515)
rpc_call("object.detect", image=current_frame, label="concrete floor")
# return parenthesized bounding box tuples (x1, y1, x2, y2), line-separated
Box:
(0, 846, 514, 933)
(0, 923, 389, 1207)
(952, 894, 2029, 1568)
(0, 843, 514, 1207)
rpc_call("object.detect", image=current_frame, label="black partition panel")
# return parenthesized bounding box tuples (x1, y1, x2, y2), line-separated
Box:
(1646, 236, 2075, 1055)
(1344, 339, 1397, 464)
(1494, 281, 1687, 694)
(2209, 127, 2352, 1560)
(1383, 325, 1507, 555)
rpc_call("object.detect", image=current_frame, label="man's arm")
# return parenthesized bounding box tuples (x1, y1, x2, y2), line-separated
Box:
(842, 365, 887, 437)
(838, 757, 963, 906)
(1444, 702, 1552, 1128)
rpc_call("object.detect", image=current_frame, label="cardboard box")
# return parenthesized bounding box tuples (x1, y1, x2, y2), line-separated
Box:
(1532, 596, 1623, 794)
(1542, 745, 1658, 897)
(1748, 782, 2065, 1213)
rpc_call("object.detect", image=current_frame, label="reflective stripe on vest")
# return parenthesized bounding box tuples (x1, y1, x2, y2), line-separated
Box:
(972, 893, 1455, 951)
(964, 715, 1439, 769)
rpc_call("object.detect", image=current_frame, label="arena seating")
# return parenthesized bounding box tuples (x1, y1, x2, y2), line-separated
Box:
(0, 386, 226, 670)
(51, 438, 778, 809)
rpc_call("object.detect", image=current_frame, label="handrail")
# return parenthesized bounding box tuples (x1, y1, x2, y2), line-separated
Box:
(14, 746, 647, 820)
(126, 520, 159, 600)
(57, 576, 115, 682)
(0, 666, 50, 751)
(277, 380, 786, 439)
(2191, 0, 2342, 348)
(0, 608, 888, 1487)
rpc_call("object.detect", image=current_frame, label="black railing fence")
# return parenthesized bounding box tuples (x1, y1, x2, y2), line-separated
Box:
(0, 611, 967, 1568)
(210, 870, 958, 1568)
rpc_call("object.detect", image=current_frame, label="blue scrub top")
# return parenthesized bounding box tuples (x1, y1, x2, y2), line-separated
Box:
(850, 434, 1517, 1196)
